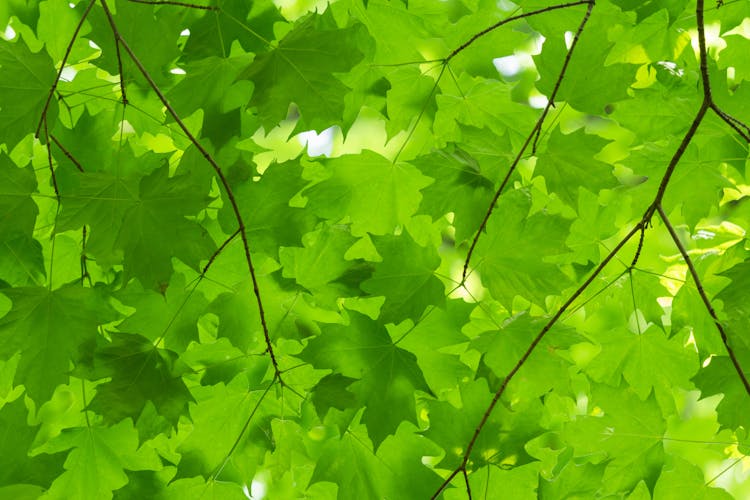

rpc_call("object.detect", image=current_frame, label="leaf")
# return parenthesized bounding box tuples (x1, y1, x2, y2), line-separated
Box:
(301, 311, 430, 448)
(219, 160, 315, 255)
(238, 10, 366, 130)
(534, 128, 615, 207)
(422, 378, 543, 470)
(35, 419, 161, 500)
(0, 153, 44, 286)
(0, 284, 117, 402)
(585, 325, 698, 400)
(304, 150, 431, 236)
(361, 229, 445, 324)
(80, 332, 194, 428)
(117, 165, 216, 289)
(653, 457, 733, 500)
(413, 146, 495, 243)
(472, 189, 572, 308)
(176, 376, 277, 480)
(0, 35, 57, 149)
(563, 384, 666, 495)
(0, 397, 66, 489)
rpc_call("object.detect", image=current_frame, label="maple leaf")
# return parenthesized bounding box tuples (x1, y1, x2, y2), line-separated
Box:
(301, 311, 430, 448)
(0, 35, 56, 149)
(0, 284, 117, 402)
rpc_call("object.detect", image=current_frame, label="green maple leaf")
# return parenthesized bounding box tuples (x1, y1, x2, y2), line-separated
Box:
(117, 165, 216, 290)
(653, 457, 733, 500)
(472, 189, 572, 308)
(311, 425, 442, 500)
(301, 311, 430, 448)
(79, 332, 193, 427)
(167, 52, 254, 147)
(34, 419, 161, 500)
(238, 10, 366, 130)
(693, 355, 750, 431)
(413, 146, 495, 243)
(0, 397, 66, 489)
(304, 150, 431, 236)
(219, 160, 315, 256)
(534, 3, 638, 115)
(182, 0, 284, 61)
(176, 375, 277, 480)
(585, 325, 698, 400)
(87, 0, 181, 87)
(534, 128, 616, 208)
(563, 384, 666, 494)
(422, 378, 543, 470)
(0, 153, 44, 286)
(471, 311, 584, 402)
(278, 224, 359, 291)
(0, 284, 117, 402)
(361, 229, 445, 324)
(0, 35, 56, 149)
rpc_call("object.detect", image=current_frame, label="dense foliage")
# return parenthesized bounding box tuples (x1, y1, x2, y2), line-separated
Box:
(1, 0, 749, 498)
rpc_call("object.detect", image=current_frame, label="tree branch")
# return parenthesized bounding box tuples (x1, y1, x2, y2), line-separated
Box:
(446, 0, 593, 61)
(433, 221, 644, 499)
(97, 0, 283, 380)
(35, 0, 97, 138)
(126, 0, 218, 9)
(656, 204, 750, 395)
(461, 1, 594, 283)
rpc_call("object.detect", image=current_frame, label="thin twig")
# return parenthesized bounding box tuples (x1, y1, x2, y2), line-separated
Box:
(35, 0, 97, 138)
(203, 227, 240, 274)
(42, 119, 60, 200)
(126, 0, 218, 9)
(461, 2, 594, 282)
(656, 204, 750, 395)
(432, 222, 644, 499)
(710, 103, 750, 142)
(97, 0, 283, 379)
(532, 1, 594, 152)
(50, 134, 85, 172)
(445, 0, 592, 60)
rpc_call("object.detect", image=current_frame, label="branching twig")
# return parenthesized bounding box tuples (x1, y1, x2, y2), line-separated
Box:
(202, 228, 240, 274)
(437, 1, 750, 496)
(432, 222, 644, 499)
(461, 1, 594, 283)
(445, 0, 593, 61)
(98, 0, 283, 380)
(35, 0, 97, 138)
(656, 204, 750, 395)
(50, 134, 85, 172)
(126, 0, 218, 9)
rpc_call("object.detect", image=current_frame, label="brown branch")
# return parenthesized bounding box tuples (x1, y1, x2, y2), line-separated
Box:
(97, 0, 283, 379)
(461, 2, 594, 283)
(641, 102, 709, 224)
(710, 104, 750, 142)
(50, 134, 85, 172)
(433, 222, 645, 499)
(445, 0, 593, 61)
(42, 119, 60, 200)
(35, 0, 97, 138)
(656, 205, 750, 395)
(532, 1, 594, 152)
(202, 228, 240, 274)
(442, 1, 750, 495)
(696, 0, 711, 101)
(126, 0, 218, 9)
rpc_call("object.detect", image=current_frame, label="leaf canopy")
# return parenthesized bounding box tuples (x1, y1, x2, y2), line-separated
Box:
(1, 0, 749, 498)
